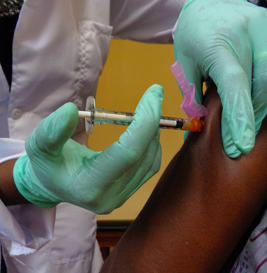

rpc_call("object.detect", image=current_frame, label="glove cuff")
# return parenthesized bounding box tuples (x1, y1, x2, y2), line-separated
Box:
(13, 155, 60, 209)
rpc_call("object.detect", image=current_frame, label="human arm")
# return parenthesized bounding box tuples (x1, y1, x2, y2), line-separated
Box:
(174, 0, 267, 158)
(0, 159, 29, 206)
(0, 138, 30, 206)
(99, 83, 267, 273)
(110, 0, 186, 43)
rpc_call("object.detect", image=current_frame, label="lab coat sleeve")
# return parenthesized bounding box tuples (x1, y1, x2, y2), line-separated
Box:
(0, 138, 56, 256)
(110, 0, 186, 43)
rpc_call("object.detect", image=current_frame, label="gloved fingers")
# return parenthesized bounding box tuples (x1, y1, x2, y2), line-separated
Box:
(73, 123, 161, 213)
(221, 118, 242, 158)
(82, 85, 163, 188)
(49, 87, 162, 213)
(97, 130, 162, 213)
(116, 129, 162, 201)
(251, 56, 267, 136)
(26, 103, 79, 158)
(208, 49, 255, 156)
(113, 84, 163, 173)
(138, 130, 162, 184)
(250, 23, 267, 135)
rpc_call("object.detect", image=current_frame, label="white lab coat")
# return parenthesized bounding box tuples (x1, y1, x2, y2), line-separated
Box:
(0, 0, 185, 272)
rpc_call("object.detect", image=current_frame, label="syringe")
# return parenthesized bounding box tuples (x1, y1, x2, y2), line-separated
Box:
(79, 97, 204, 134)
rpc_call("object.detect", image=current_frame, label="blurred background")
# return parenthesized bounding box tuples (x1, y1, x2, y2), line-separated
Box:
(89, 39, 185, 221)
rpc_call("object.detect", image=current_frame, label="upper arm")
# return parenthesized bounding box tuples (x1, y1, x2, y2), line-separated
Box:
(100, 83, 267, 273)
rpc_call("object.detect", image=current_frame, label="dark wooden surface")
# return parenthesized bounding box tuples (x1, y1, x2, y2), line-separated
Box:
(97, 220, 133, 260)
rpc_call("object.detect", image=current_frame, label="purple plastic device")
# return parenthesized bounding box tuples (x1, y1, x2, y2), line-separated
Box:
(170, 61, 208, 118)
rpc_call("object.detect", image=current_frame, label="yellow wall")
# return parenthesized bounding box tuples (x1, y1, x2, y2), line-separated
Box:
(88, 39, 185, 220)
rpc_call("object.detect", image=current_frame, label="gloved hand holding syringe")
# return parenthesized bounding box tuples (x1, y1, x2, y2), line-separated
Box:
(78, 96, 204, 134)
(13, 61, 207, 214)
(79, 61, 208, 135)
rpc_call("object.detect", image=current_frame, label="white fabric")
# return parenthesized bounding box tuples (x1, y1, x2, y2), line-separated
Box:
(0, 66, 9, 138)
(0, 139, 25, 163)
(0, 0, 186, 272)
(2, 204, 103, 273)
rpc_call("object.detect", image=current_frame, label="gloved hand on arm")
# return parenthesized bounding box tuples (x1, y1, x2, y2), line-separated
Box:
(13, 84, 163, 214)
(174, 0, 267, 158)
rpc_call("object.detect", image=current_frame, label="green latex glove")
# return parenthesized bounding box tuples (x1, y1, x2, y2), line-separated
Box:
(174, 0, 267, 158)
(13, 85, 163, 214)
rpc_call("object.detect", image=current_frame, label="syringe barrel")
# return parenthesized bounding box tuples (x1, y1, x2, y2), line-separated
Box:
(94, 111, 186, 129)
(93, 109, 135, 125)
(159, 116, 184, 129)
(83, 96, 204, 134)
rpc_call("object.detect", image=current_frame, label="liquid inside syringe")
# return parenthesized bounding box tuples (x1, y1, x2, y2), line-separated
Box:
(79, 97, 204, 134)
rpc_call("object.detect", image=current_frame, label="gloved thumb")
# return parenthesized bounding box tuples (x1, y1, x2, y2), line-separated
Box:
(26, 102, 79, 157)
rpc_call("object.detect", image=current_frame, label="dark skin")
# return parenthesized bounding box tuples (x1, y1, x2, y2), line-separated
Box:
(100, 83, 267, 273)
(0, 159, 29, 206)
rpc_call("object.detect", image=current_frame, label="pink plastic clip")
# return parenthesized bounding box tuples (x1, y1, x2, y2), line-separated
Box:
(170, 61, 208, 118)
